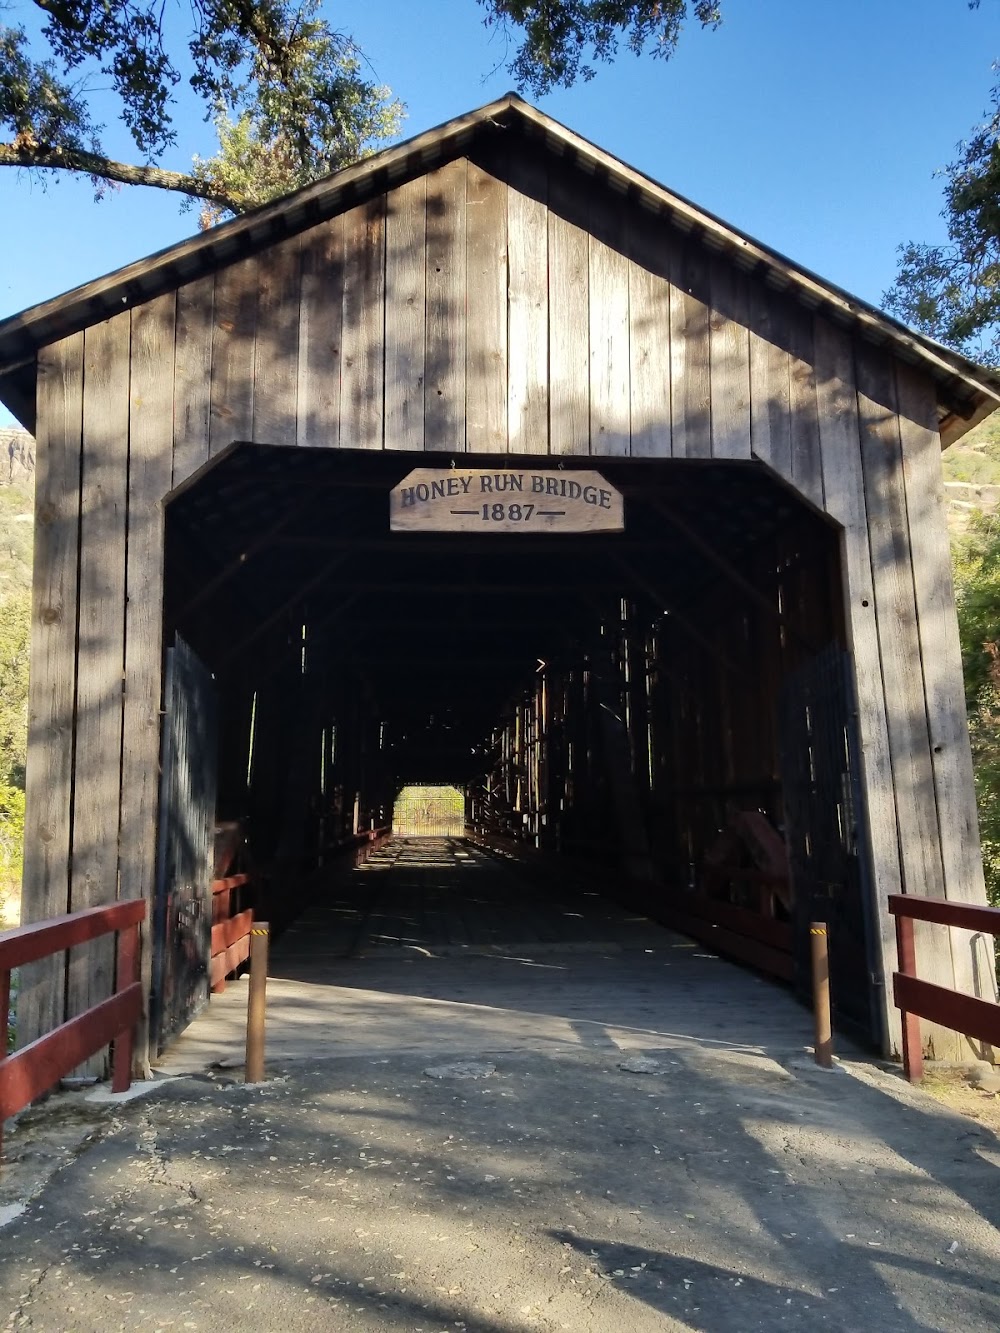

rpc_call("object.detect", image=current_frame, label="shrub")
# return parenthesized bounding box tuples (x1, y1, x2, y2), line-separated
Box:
(0, 781, 24, 927)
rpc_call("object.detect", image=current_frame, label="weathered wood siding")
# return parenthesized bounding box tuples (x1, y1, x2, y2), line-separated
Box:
(22, 147, 987, 1061)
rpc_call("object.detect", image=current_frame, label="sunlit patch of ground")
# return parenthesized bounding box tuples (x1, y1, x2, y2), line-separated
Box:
(921, 1066, 1000, 1134)
(0, 888, 20, 929)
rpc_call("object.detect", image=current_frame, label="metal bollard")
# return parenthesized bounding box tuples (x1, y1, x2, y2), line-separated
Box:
(810, 921, 833, 1068)
(245, 922, 270, 1083)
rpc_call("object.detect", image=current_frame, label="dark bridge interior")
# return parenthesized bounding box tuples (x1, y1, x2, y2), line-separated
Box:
(163, 444, 871, 1036)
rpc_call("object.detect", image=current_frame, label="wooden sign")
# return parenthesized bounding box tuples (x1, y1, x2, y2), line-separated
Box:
(390, 468, 624, 534)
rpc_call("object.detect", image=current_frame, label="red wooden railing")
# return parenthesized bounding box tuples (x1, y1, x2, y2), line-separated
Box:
(211, 874, 253, 993)
(351, 827, 392, 865)
(210, 828, 391, 990)
(211, 821, 254, 993)
(0, 899, 145, 1156)
(889, 894, 1000, 1082)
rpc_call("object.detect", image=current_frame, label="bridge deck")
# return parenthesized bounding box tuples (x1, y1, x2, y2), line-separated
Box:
(158, 837, 816, 1074)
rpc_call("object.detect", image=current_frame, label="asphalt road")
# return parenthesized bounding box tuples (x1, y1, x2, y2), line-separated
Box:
(2, 1044, 1000, 1332)
(3, 841, 1000, 1330)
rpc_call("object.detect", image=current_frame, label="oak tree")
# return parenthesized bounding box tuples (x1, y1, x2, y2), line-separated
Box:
(479, 1, 722, 95)
(884, 75, 1000, 368)
(2, 2, 723, 218)
(1, 0, 402, 216)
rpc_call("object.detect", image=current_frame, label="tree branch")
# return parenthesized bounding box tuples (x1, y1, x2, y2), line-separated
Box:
(0, 141, 247, 212)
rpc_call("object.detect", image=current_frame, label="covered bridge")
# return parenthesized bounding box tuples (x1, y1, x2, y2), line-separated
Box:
(1, 95, 999, 1068)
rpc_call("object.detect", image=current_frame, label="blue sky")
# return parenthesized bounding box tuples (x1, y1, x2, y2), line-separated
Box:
(0, 0, 997, 428)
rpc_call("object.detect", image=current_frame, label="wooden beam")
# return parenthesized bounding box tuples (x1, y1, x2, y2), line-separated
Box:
(614, 555, 742, 676)
(219, 583, 361, 668)
(172, 493, 356, 621)
(649, 497, 818, 652)
(272, 536, 662, 554)
(235, 580, 631, 598)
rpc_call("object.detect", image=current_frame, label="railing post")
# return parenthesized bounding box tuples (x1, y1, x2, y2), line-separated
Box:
(0, 964, 10, 1159)
(894, 910, 923, 1083)
(245, 922, 270, 1083)
(112, 919, 140, 1094)
(810, 922, 833, 1068)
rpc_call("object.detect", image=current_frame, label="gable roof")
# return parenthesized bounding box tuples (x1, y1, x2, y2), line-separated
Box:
(1, 92, 998, 441)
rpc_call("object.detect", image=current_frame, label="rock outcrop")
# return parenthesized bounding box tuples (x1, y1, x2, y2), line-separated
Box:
(0, 428, 35, 486)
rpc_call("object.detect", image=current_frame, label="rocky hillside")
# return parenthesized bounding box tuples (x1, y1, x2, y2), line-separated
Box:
(0, 429, 34, 487)
(943, 411, 1000, 533)
(0, 429, 34, 599)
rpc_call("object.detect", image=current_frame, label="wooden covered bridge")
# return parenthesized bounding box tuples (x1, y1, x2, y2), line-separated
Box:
(1, 95, 999, 1070)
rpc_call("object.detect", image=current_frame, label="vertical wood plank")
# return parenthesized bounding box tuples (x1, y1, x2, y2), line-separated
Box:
(383, 176, 426, 451)
(788, 304, 823, 507)
(70, 312, 131, 1053)
(857, 345, 957, 1050)
(548, 166, 590, 457)
(627, 220, 671, 460)
(298, 217, 344, 449)
(466, 162, 508, 454)
(253, 234, 301, 445)
(120, 293, 175, 1073)
(896, 362, 993, 1004)
(748, 282, 792, 479)
(425, 160, 467, 452)
(17, 333, 84, 1049)
(589, 211, 631, 458)
(341, 197, 386, 450)
(857, 351, 945, 900)
(709, 258, 752, 460)
(669, 240, 712, 459)
(171, 274, 215, 486)
(507, 158, 548, 455)
(815, 316, 901, 1056)
(209, 256, 256, 455)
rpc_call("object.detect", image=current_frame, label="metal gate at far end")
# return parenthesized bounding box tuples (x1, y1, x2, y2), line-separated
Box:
(393, 785, 465, 837)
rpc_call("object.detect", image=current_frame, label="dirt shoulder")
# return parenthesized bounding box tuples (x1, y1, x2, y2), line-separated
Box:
(920, 1066, 1000, 1134)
